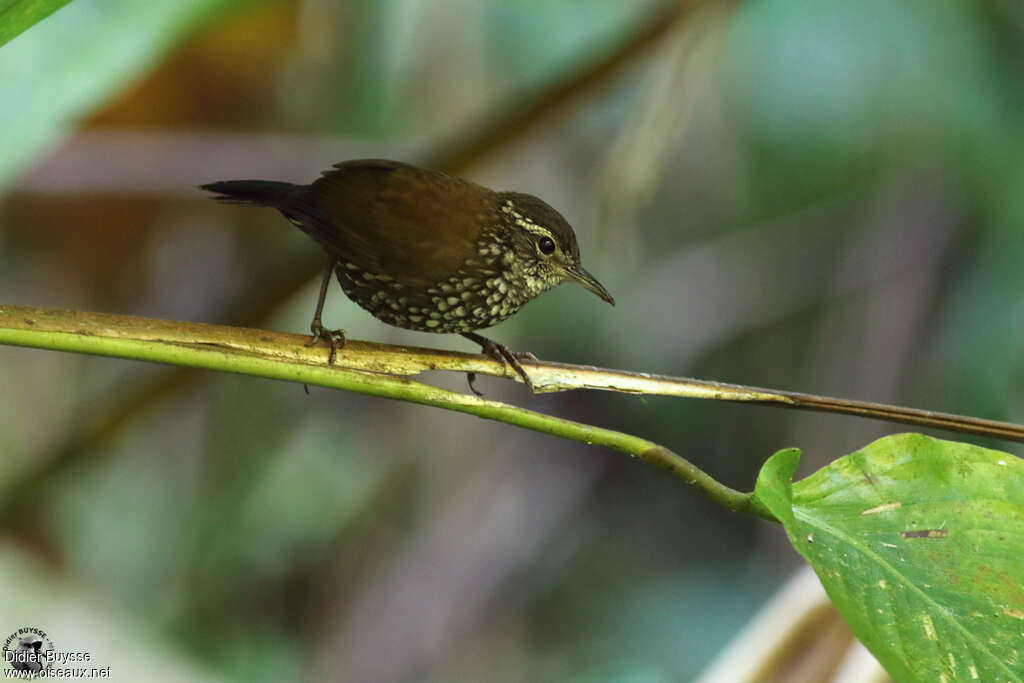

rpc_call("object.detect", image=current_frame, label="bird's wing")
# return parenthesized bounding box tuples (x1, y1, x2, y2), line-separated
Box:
(285, 160, 492, 287)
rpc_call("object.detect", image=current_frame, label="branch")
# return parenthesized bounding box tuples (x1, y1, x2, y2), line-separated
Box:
(3, 304, 1023, 519)
(0, 305, 765, 520)
(5, 305, 1024, 442)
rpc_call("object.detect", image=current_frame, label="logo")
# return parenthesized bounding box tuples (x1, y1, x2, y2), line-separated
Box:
(1, 628, 106, 679)
(2, 628, 55, 678)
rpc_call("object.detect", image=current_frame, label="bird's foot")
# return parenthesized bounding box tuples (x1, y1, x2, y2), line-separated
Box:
(307, 318, 346, 364)
(466, 334, 535, 393)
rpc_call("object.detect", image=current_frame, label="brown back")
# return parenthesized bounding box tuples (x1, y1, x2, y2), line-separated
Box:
(286, 159, 494, 287)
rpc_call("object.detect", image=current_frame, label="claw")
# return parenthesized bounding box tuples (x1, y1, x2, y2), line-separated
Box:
(466, 372, 484, 396)
(308, 319, 346, 364)
(461, 332, 535, 392)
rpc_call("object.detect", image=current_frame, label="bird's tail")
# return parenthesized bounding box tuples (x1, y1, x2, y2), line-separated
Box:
(200, 180, 298, 207)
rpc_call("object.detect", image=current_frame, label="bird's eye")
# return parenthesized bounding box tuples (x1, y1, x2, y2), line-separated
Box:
(537, 237, 556, 255)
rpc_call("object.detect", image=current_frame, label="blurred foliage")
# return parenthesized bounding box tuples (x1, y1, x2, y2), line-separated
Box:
(0, 0, 259, 189)
(2, 0, 1024, 681)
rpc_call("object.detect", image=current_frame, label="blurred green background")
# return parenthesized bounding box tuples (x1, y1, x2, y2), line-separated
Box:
(2, 0, 1023, 681)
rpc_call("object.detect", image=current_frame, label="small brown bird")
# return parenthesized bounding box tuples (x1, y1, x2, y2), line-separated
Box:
(202, 159, 613, 391)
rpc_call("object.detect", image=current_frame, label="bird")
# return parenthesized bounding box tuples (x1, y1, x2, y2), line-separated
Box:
(201, 159, 614, 392)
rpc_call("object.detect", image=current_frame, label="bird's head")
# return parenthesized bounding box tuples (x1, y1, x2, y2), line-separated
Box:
(495, 192, 614, 305)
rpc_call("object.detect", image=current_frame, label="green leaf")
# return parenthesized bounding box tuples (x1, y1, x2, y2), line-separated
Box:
(748, 446, 800, 524)
(0, 0, 71, 48)
(754, 433, 1024, 682)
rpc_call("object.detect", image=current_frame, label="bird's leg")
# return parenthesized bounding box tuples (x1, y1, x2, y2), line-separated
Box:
(461, 332, 536, 392)
(307, 258, 346, 364)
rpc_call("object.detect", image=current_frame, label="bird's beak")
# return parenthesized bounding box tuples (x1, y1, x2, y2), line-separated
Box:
(567, 267, 615, 305)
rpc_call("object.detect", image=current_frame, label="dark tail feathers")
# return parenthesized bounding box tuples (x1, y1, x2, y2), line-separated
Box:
(200, 180, 297, 207)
